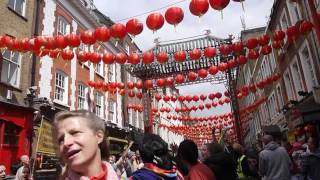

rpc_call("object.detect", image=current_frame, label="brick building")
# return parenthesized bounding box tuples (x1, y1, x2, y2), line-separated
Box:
(0, 0, 37, 174)
(237, 0, 320, 146)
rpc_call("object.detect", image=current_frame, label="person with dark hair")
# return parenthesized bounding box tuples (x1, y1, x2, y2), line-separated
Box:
(301, 136, 320, 180)
(203, 142, 237, 180)
(53, 110, 118, 179)
(0, 165, 6, 180)
(129, 134, 183, 180)
(178, 140, 215, 180)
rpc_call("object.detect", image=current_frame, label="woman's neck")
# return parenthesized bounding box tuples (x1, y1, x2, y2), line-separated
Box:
(80, 153, 103, 177)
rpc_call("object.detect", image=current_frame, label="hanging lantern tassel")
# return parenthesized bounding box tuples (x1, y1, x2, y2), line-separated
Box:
(220, 10, 223, 19)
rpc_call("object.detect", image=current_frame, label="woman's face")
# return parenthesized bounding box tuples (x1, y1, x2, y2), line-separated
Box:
(0, 166, 6, 179)
(22, 167, 30, 179)
(56, 117, 103, 172)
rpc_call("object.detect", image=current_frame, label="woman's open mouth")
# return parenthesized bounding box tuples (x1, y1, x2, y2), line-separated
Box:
(66, 149, 81, 160)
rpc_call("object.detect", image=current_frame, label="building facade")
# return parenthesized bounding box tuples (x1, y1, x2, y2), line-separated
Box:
(0, 0, 37, 174)
(238, 0, 320, 146)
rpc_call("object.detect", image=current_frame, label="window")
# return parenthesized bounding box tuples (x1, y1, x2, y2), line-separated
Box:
(133, 111, 138, 127)
(95, 92, 104, 118)
(96, 61, 104, 76)
(287, 1, 301, 25)
(8, 0, 26, 16)
(280, 10, 289, 30)
(275, 85, 284, 112)
(2, 122, 21, 146)
(108, 100, 115, 122)
(284, 71, 295, 101)
(108, 64, 115, 82)
(57, 16, 68, 35)
(1, 49, 21, 87)
(269, 53, 277, 72)
(54, 72, 68, 103)
(78, 84, 87, 110)
(299, 42, 318, 92)
(290, 59, 304, 100)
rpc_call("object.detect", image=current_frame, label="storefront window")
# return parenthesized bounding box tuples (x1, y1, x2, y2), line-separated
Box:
(2, 122, 20, 146)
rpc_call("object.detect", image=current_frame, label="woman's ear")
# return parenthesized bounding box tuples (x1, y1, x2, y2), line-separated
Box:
(96, 130, 104, 144)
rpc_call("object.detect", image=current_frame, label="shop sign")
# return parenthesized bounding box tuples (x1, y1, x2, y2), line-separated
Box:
(36, 118, 57, 155)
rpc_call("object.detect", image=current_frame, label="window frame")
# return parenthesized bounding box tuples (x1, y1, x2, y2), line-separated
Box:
(95, 92, 104, 118)
(298, 41, 318, 92)
(108, 64, 115, 82)
(8, 0, 26, 17)
(77, 83, 87, 110)
(1, 49, 21, 88)
(57, 16, 69, 35)
(54, 71, 68, 105)
(286, 0, 302, 25)
(290, 56, 305, 100)
(283, 69, 295, 101)
(108, 100, 115, 123)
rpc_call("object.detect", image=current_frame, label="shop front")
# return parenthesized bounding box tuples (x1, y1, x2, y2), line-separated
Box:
(0, 102, 34, 175)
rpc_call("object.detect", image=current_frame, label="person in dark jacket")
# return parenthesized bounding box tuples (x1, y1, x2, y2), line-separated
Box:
(129, 134, 183, 180)
(301, 137, 320, 180)
(203, 142, 238, 180)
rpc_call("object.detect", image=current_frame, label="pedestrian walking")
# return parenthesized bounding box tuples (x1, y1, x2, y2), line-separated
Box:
(129, 134, 184, 180)
(178, 139, 216, 180)
(300, 137, 320, 180)
(259, 134, 291, 180)
(232, 143, 254, 179)
(15, 155, 30, 180)
(53, 110, 118, 180)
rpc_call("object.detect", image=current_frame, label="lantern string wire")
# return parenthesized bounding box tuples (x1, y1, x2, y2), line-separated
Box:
(115, 0, 188, 22)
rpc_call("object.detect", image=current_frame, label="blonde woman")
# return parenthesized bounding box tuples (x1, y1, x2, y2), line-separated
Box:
(53, 110, 118, 180)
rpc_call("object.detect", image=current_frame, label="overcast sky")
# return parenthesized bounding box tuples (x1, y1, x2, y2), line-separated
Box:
(93, 0, 275, 116)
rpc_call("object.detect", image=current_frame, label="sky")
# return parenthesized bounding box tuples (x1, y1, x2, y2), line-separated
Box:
(93, 0, 275, 116)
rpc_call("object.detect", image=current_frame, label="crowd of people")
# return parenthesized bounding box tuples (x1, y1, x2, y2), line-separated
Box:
(0, 110, 319, 180)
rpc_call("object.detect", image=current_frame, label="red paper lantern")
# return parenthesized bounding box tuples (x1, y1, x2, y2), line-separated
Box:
(219, 44, 232, 56)
(237, 55, 247, 65)
(127, 82, 135, 89)
(189, 48, 202, 60)
(136, 81, 143, 89)
(205, 103, 212, 109)
(163, 95, 170, 102)
(65, 33, 81, 47)
(171, 96, 177, 102)
(146, 12, 165, 32)
(89, 52, 101, 63)
(175, 74, 185, 84)
(233, 42, 244, 54)
(128, 91, 135, 98)
(156, 52, 169, 63)
(143, 51, 154, 64)
(61, 49, 74, 61)
(155, 94, 162, 101)
(193, 95, 200, 102)
(188, 71, 198, 81)
(110, 23, 127, 40)
(248, 49, 259, 60)
(208, 65, 218, 75)
(209, 93, 215, 100)
(156, 78, 166, 87)
(198, 104, 205, 110)
(95, 26, 111, 42)
(126, 18, 143, 37)
(55, 35, 67, 49)
(165, 7, 184, 26)
(287, 25, 299, 41)
(299, 20, 314, 35)
(227, 59, 237, 69)
(200, 94, 207, 101)
(260, 45, 272, 55)
(272, 40, 284, 49)
(178, 96, 185, 102)
(258, 34, 270, 46)
(218, 62, 228, 72)
(174, 50, 186, 62)
(198, 69, 208, 78)
(215, 92, 222, 99)
(128, 53, 140, 64)
(273, 30, 285, 41)
(76, 51, 88, 62)
(80, 30, 96, 45)
(204, 47, 216, 58)
(189, 0, 209, 17)
(166, 77, 175, 86)
(144, 80, 153, 89)
(49, 49, 60, 59)
(102, 52, 115, 64)
(115, 53, 127, 64)
(209, 0, 230, 10)
(246, 38, 258, 49)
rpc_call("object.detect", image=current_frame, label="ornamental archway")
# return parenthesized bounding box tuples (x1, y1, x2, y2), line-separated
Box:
(125, 34, 243, 143)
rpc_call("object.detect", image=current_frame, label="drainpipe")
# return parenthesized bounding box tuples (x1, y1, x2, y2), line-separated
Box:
(31, 0, 41, 86)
